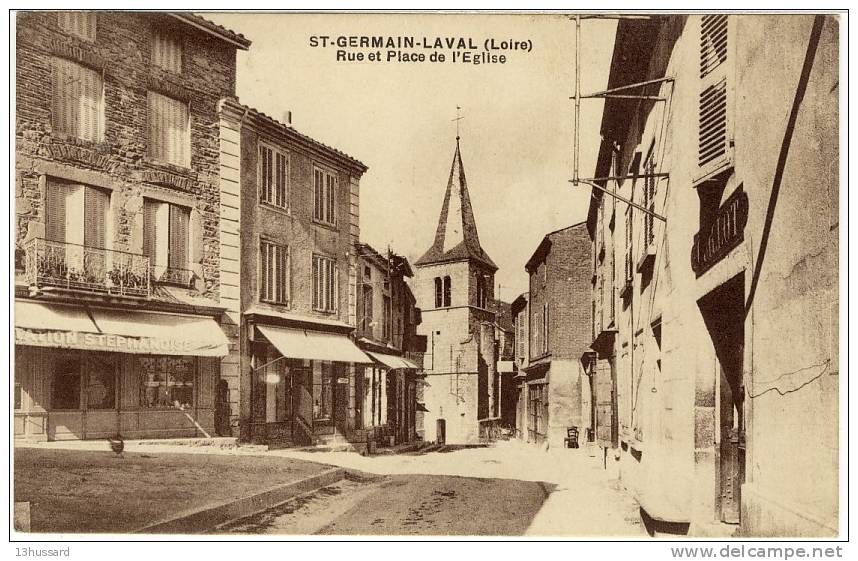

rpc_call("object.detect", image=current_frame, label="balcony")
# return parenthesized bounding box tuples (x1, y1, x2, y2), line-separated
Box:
(25, 238, 150, 297)
(150, 266, 196, 288)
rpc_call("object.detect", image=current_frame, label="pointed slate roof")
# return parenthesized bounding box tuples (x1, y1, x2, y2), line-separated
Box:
(415, 139, 497, 271)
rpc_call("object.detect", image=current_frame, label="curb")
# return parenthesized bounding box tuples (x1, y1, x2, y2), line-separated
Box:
(136, 467, 347, 534)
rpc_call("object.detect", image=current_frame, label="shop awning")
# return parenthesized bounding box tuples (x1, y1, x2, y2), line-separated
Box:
(14, 301, 229, 357)
(366, 351, 420, 370)
(257, 325, 372, 364)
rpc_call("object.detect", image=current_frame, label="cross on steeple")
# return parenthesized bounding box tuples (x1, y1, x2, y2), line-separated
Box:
(452, 106, 464, 140)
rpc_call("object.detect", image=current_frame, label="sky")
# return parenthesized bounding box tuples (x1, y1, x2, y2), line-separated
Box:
(208, 12, 617, 299)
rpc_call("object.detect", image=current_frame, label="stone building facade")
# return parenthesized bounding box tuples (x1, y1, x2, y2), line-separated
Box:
(522, 223, 593, 448)
(14, 11, 249, 441)
(586, 14, 838, 537)
(217, 99, 369, 445)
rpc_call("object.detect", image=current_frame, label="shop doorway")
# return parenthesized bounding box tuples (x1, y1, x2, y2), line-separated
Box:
(699, 273, 746, 524)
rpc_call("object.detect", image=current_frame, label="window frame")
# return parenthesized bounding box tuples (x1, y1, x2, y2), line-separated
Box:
(151, 28, 183, 74)
(51, 57, 105, 143)
(147, 90, 191, 168)
(313, 165, 338, 227)
(259, 239, 291, 305)
(312, 254, 339, 313)
(258, 142, 290, 211)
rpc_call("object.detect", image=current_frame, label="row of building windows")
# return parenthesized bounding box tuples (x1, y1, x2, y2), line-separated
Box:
(59, 12, 184, 74)
(51, 55, 192, 168)
(258, 240, 339, 313)
(259, 144, 340, 226)
(43, 179, 192, 285)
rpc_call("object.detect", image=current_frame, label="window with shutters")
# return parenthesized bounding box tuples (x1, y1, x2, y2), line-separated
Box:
(148, 91, 190, 167)
(434, 277, 443, 308)
(45, 180, 109, 248)
(152, 29, 182, 73)
(642, 153, 657, 249)
(698, 14, 731, 174)
(313, 167, 337, 226)
(143, 199, 191, 285)
(312, 255, 338, 313)
(259, 240, 290, 305)
(259, 144, 289, 209)
(517, 313, 526, 361)
(58, 12, 96, 41)
(52, 58, 103, 142)
(624, 206, 634, 287)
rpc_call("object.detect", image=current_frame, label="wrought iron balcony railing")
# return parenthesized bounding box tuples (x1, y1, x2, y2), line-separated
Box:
(25, 238, 150, 297)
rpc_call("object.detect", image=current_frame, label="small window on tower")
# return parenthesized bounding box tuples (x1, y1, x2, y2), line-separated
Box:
(443, 276, 452, 307)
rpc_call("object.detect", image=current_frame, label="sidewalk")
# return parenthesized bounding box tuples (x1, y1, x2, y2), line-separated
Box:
(14, 446, 334, 534)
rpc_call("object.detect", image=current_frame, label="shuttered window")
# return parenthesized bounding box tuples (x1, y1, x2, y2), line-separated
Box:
(45, 180, 109, 247)
(643, 155, 657, 248)
(58, 12, 96, 41)
(699, 15, 729, 169)
(143, 199, 189, 282)
(312, 255, 338, 312)
(259, 144, 289, 208)
(442, 276, 451, 307)
(52, 58, 103, 142)
(260, 241, 290, 304)
(152, 30, 182, 73)
(624, 207, 633, 284)
(313, 167, 337, 225)
(148, 91, 190, 167)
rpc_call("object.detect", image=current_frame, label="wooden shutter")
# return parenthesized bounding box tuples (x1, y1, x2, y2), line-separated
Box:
(699, 15, 729, 169)
(314, 169, 323, 220)
(312, 256, 320, 309)
(45, 181, 67, 243)
(259, 146, 271, 203)
(168, 204, 189, 270)
(332, 262, 339, 312)
(142, 199, 157, 263)
(260, 241, 270, 300)
(326, 173, 337, 224)
(52, 58, 101, 141)
(58, 12, 96, 41)
(153, 31, 182, 73)
(149, 92, 189, 166)
(83, 186, 108, 249)
(276, 152, 287, 208)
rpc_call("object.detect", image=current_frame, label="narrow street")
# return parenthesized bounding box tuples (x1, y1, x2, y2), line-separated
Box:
(220, 440, 646, 536)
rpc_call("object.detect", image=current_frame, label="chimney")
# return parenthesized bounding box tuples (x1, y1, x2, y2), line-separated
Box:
(282, 111, 292, 126)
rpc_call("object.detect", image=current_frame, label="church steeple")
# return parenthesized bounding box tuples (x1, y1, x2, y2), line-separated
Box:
(415, 138, 497, 271)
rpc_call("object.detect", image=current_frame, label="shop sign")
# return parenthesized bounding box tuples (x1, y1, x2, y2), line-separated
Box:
(691, 187, 749, 276)
(15, 328, 197, 354)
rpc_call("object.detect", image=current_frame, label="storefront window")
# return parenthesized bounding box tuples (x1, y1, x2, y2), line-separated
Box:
(139, 356, 195, 409)
(53, 357, 81, 410)
(86, 355, 116, 409)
